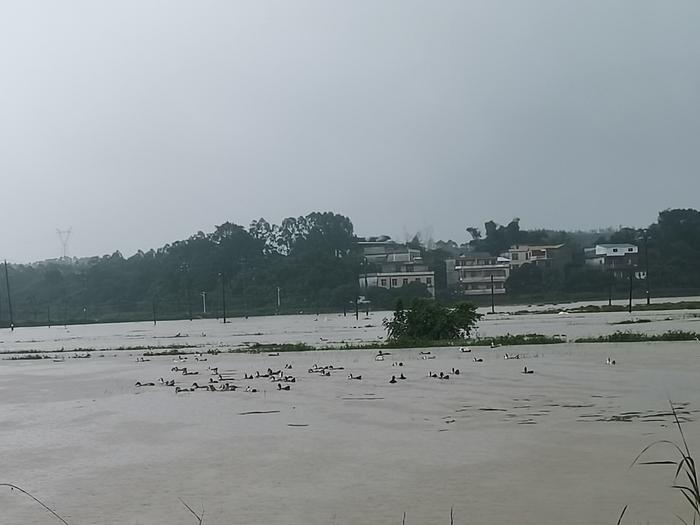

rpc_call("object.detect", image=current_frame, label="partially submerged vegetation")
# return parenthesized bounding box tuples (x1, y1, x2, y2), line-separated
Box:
(576, 330, 700, 343)
(511, 300, 700, 316)
(383, 298, 481, 344)
(472, 333, 566, 346)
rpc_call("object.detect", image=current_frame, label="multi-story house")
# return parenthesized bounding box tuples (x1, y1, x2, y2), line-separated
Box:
(446, 253, 510, 296)
(584, 243, 638, 278)
(357, 237, 435, 297)
(503, 243, 570, 270)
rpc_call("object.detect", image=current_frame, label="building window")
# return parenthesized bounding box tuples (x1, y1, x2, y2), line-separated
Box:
(391, 278, 397, 287)
(613, 248, 618, 253)
(402, 278, 409, 285)
(512, 253, 519, 261)
(627, 248, 634, 252)
(426, 277, 432, 285)
(414, 277, 421, 282)
(380, 279, 387, 286)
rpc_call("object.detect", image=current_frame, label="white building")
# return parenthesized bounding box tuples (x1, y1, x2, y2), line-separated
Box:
(357, 237, 435, 297)
(584, 244, 638, 278)
(446, 253, 510, 296)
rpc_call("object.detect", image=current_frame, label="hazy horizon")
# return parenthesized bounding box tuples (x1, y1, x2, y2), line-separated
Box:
(2, 1, 698, 263)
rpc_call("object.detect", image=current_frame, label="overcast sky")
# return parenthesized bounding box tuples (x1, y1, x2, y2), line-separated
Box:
(1, 1, 699, 262)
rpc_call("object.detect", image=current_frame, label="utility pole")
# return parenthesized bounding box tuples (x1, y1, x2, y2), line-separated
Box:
(490, 274, 495, 314)
(363, 257, 368, 291)
(152, 299, 157, 325)
(240, 258, 249, 320)
(200, 291, 207, 314)
(179, 262, 192, 321)
(608, 271, 613, 307)
(276, 286, 281, 314)
(355, 298, 359, 320)
(220, 272, 227, 324)
(628, 269, 633, 314)
(4, 260, 14, 331)
(47, 306, 51, 328)
(186, 283, 192, 321)
(643, 230, 650, 305)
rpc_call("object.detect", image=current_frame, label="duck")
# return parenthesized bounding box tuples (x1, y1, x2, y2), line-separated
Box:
(522, 366, 534, 374)
(347, 374, 362, 380)
(175, 386, 195, 393)
(375, 355, 385, 361)
(135, 381, 155, 387)
(389, 375, 397, 384)
(460, 347, 471, 353)
(245, 386, 258, 393)
(399, 373, 406, 380)
(473, 357, 484, 363)
(277, 383, 291, 391)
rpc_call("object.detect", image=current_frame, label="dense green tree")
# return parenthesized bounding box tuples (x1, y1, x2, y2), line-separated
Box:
(383, 298, 482, 342)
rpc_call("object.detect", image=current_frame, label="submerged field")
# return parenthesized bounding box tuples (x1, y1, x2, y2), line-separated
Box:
(0, 307, 699, 524)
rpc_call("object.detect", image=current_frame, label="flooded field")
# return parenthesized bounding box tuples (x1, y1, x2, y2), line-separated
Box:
(1, 297, 699, 356)
(0, 308, 699, 524)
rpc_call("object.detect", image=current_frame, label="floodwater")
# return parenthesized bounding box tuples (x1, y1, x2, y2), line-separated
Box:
(0, 307, 699, 524)
(1, 295, 699, 355)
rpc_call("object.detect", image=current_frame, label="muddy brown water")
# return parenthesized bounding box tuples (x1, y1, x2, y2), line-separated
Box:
(0, 310, 699, 524)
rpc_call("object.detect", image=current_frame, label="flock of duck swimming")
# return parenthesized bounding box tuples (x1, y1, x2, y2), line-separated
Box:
(133, 346, 563, 394)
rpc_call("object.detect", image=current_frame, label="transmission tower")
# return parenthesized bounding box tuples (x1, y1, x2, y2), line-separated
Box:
(57, 228, 72, 260)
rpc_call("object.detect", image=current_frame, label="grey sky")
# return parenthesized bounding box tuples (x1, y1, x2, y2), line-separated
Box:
(1, 1, 699, 262)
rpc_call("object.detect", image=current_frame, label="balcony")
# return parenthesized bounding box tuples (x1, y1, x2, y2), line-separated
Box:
(459, 275, 507, 284)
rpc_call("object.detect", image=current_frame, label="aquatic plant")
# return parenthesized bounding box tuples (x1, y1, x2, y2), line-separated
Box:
(0, 483, 69, 524)
(576, 330, 700, 343)
(621, 401, 700, 523)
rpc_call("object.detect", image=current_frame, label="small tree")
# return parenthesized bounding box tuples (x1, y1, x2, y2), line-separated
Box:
(383, 298, 481, 342)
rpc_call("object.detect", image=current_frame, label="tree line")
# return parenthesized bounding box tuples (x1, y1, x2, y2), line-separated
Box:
(0, 208, 698, 326)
